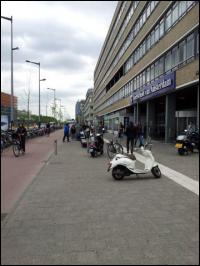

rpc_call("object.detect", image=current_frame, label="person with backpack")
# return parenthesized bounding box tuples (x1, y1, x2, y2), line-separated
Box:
(125, 121, 137, 154)
(63, 123, 70, 142)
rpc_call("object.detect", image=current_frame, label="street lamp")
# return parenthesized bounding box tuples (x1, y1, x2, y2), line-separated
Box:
(47, 88, 56, 119)
(26, 60, 46, 127)
(1, 15, 19, 128)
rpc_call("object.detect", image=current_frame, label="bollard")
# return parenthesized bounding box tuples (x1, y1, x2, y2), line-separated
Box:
(54, 139, 57, 155)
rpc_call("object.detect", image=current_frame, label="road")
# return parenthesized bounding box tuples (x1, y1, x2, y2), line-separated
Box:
(1, 137, 199, 265)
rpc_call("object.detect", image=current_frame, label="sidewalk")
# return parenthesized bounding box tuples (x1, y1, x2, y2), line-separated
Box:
(104, 132, 199, 181)
(1, 138, 199, 265)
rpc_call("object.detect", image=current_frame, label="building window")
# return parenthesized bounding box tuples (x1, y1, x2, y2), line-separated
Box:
(159, 19, 164, 38)
(154, 61, 159, 78)
(197, 33, 199, 54)
(165, 51, 172, 72)
(158, 57, 164, 76)
(146, 35, 151, 51)
(165, 9, 172, 31)
(146, 67, 150, 83)
(147, 3, 151, 18)
(150, 64, 155, 81)
(171, 46, 179, 69)
(186, 33, 195, 60)
(151, 30, 155, 47)
(155, 25, 159, 43)
(179, 1, 187, 16)
(179, 39, 186, 64)
(172, 2, 179, 25)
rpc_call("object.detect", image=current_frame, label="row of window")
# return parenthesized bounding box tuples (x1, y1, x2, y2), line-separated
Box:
(95, 1, 139, 87)
(124, 1, 197, 73)
(94, 1, 127, 78)
(95, 28, 198, 113)
(95, 1, 159, 94)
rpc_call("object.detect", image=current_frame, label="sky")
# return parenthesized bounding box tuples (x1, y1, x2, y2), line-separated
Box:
(1, 1, 118, 119)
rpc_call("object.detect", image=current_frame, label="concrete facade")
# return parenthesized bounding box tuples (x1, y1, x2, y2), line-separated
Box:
(94, 1, 199, 142)
(83, 88, 94, 126)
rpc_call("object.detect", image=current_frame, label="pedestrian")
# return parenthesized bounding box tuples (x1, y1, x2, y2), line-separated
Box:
(137, 122, 144, 147)
(118, 122, 124, 139)
(63, 123, 70, 142)
(70, 124, 76, 140)
(16, 123, 27, 153)
(46, 122, 50, 136)
(125, 121, 136, 154)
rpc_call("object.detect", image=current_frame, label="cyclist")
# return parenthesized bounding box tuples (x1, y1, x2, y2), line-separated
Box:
(16, 123, 27, 153)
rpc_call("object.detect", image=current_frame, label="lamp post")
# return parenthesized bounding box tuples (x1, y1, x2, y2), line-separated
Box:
(1, 15, 19, 128)
(26, 60, 46, 127)
(47, 88, 56, 119)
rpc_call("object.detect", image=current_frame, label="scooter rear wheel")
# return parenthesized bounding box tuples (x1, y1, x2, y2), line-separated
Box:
(112, 166, 125, 180)
(151, 166, 161, 178)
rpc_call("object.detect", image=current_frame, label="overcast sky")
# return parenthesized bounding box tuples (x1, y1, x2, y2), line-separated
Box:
(1, 1, 117, 119)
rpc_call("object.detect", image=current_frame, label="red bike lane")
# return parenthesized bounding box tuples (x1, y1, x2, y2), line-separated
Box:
(1, 129, 63, 215)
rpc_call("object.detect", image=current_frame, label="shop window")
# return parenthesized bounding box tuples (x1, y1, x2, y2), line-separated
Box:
(172, 2, 179, 25)
(186, 33, 194, 60)
(159, 19, 164, 38)
(165, 51, 172, 72)
(165, 9, 172, 31)
(179, 40, 186, 64)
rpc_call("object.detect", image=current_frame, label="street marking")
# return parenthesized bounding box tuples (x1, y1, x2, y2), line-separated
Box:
(104, 138, 199, 196)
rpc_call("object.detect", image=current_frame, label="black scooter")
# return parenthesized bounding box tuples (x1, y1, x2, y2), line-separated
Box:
(175, 129, 199, 155)
(89, 133, 104, 157)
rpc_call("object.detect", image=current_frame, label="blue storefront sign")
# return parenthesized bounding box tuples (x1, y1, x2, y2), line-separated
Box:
(131, 71, 176, 104)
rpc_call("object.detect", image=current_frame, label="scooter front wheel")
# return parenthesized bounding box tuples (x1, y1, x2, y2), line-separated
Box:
(151, 166, 161, 178)
(112, 166, 125, 180)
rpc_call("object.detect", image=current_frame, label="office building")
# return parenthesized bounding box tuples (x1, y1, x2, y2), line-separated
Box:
(94, 1, 199, 141)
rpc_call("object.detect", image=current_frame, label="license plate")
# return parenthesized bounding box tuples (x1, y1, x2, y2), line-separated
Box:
(175, 143, 183, 148)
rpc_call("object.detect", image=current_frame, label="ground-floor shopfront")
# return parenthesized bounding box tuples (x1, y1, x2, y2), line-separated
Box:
(101, 71, 199, 142)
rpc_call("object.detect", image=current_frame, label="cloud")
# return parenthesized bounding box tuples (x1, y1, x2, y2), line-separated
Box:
(1, 1, 118, 118)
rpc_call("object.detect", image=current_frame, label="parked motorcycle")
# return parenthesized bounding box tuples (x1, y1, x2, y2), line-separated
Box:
(80, 130, 87, 147)
(175, 129, 199, 155)
(107, 144, 161, 180)
(89, 133, 104, 157)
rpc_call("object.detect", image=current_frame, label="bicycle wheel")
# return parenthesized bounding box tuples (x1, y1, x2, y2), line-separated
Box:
(13, 143, 20, 157)
(114, 143, 123, 154)
(107, 143, 117, 159)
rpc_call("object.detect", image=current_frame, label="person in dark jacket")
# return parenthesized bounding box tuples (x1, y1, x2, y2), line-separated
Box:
(125, 122, 137, 154)
(16, 123, 27, 153)
(63, 123, 70, 142)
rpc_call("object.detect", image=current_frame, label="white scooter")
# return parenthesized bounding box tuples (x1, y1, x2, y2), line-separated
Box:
(107, 144, 161, 180)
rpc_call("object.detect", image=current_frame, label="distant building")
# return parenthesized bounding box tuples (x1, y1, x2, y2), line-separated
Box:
(1, 92, 18, 129)
(83, 88, 94, 126)
(94, 1, 199, 142)
(75, 99, 85, 124)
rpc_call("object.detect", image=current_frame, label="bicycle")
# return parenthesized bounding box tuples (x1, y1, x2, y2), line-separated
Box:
(107, 134, 123, 159)
(12, 133, 25, 157)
